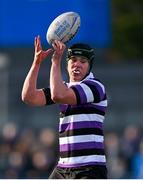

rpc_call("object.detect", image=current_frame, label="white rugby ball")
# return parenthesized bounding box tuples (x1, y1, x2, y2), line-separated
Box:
(46, 12, 80, 45)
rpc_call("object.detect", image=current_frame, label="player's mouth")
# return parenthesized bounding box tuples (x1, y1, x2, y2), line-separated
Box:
(72, 69, 81, 75)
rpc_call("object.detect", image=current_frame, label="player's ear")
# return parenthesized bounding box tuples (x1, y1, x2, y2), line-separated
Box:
(87, 61, 90, 73)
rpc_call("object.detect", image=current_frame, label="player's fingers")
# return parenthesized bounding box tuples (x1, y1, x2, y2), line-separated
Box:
(36, 35, 41, 51)
(37, 35, 42, 49)
(35, 37, 38, 46)
(53, 40, 59, 47)
(57, 40, 65, 51)
(34, 37, 38, 52)
(34, 37, 36, 46)
(52, 40, 58, 50)
(61, 41, 66, 51)
(54, 40, 63, 52)
(57, 40, 63, 50)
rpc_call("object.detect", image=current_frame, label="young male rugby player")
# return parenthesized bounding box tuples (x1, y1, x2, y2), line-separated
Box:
(22, 36, 108, 179)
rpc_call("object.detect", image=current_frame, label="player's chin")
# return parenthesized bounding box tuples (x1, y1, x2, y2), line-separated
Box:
(71, 75, 83, 82)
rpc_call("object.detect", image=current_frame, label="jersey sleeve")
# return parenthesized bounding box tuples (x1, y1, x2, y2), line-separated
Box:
(42, 88, 55, 105)
(70, 79, 106, 104)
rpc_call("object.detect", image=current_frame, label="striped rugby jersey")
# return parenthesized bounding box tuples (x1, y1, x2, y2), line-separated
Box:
(43, 72, 107, 168)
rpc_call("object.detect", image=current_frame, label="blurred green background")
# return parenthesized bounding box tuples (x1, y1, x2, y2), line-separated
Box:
(0, 0, 143, 178)
(112, 0, 143, 60)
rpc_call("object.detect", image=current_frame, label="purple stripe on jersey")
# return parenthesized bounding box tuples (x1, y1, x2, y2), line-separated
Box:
(84, 80, 105, 100)
(60, 142, 104, 152)
(57, 161, 106, 168)
(60, 121, 103, 132)
(74, 85, 87, 104)
(93, 104, 106, 112)
(71, 103, 106, 112)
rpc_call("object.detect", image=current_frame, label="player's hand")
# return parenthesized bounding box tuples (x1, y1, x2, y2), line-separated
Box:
(34, 35, 53, 65)
(52, 40, 66, 63)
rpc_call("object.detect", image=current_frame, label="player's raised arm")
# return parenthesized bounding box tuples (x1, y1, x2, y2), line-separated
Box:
(21, 36, 53, 106)
(50, 40, 77, 105)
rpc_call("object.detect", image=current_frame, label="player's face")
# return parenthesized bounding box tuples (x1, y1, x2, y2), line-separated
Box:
(67, 56, 90, 82)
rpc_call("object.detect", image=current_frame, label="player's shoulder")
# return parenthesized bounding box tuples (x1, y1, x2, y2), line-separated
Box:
(82, 74, 103, 84)
(82, 74, 106, 90)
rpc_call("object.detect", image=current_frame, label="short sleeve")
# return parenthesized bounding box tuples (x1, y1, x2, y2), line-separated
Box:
(70, 79, 106, 104)
(42, 88, 55, 105)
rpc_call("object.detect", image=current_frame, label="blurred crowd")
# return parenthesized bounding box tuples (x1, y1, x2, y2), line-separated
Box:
(0, 122, 58, 179)
(0, 122, 143, 179)
(105, 125, 143, 178)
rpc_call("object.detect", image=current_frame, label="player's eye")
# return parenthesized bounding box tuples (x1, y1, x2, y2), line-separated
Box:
(70, 57, 77, 63)
(80, 59, 88, 63)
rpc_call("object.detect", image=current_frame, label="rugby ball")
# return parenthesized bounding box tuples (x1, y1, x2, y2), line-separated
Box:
(46, 12, 80, 45)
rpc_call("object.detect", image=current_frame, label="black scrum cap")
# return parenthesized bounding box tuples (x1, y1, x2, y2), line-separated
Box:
(67, 43, 95, 71)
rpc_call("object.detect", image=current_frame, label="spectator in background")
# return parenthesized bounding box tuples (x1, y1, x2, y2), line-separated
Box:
(105, 132, 127, 179)
(132, 140, 143, 178)
(119, 125, 141, 176)
(21, 36, 108, 179)
(0, 122, 56, 179)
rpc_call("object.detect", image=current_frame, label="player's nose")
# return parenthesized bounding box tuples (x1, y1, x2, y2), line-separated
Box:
(73, 59, 82, 67)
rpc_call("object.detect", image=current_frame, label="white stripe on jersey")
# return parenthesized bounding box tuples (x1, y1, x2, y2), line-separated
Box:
(79, 83, 94, 102)
(59, 134, 104, 145)
(59, 155, 106, 164)
(60, 114, 104, 125)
